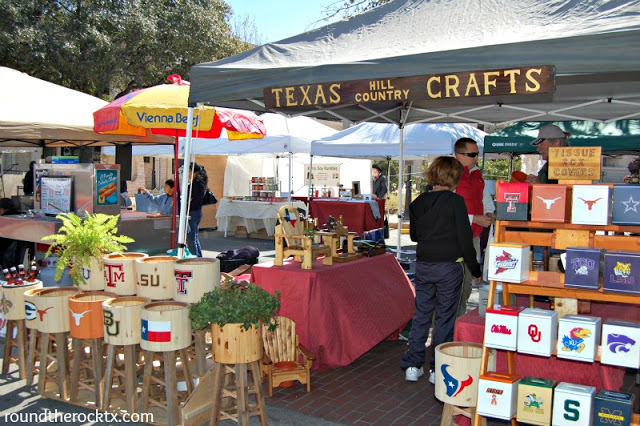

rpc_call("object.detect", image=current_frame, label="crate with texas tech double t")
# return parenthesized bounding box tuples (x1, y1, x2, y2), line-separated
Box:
(496, 182, 529, 221)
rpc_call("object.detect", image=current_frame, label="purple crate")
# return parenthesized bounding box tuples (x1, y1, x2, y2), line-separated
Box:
(604, 251, 640, 294)
(564, 247, 601, 289)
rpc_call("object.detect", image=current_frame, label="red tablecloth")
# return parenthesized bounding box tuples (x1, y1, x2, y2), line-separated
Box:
(250, 253, 415, 371)
(309, 199, 385, 236)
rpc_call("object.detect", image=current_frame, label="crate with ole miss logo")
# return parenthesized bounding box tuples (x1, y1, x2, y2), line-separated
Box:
(496, 182, 529, 221)
(483, 305, 523, 351)
(516, 307, 558, 357)
(556, 314, 601, 363)
(516, 376, 556, 426)
(600, 319, 640, 369)
(551, 382, 596, 426)
(487, 243, 530, 283)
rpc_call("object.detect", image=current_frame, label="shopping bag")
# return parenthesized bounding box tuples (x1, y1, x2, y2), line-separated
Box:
(202, 188, 217, 205)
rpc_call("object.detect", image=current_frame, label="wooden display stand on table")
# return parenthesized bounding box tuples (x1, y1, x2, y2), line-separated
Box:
(473, 178, 640, 426)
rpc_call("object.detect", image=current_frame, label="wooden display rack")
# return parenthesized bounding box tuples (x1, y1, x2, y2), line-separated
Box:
(473, 180, 640, 426)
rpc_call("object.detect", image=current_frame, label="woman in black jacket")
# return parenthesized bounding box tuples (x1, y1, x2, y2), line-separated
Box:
(187, 163, 207, 257)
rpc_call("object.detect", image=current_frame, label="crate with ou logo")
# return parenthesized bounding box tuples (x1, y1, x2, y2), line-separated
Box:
(593, 389, 635, 426)
(571, 185, 610, 226)
(531, 184, 571, 223)
(552, 382, 596, 426)
(487, 243, 530, 283)
(600, 319, 640, 369)
(484, 305, 523, 351)
(516, 308, 558, 357)
(477, 372, 520, 420)
(516, 376, 556, 426)
(556, 315, 601, 363)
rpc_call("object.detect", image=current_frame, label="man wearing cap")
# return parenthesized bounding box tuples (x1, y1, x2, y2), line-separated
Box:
(372, 164, 388, 199)
(526, 124, 571, 184)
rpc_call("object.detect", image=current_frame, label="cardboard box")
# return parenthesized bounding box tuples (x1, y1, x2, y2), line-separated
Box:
(497, 182, 529, 221)
(478, 284, 516, 316)
(484, 305, 523, 351)
(531, 184, 570, 222)
(552, 382, 596, 426)
(557, 315, 601, 362)
(603, 251, 640, 294)
(593, 389, 635, 426)
(487, 243, 531, 283)
(477, 372, 520, 420)
(571, 185, 610, 225)
(600, 319, 640, 369)
(612, 184, 640, 225)
(564, 247, 602, 290)
(517, 376, 556, 425)
(516, 308, 558, 357)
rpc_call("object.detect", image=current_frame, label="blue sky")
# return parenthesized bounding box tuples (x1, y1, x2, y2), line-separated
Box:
(226, 0, 340, 43)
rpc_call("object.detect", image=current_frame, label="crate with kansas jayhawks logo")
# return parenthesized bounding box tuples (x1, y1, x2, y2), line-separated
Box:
(556, 315, 601, 362)
(612, 184, 640, 225)
(564, 247, 601, 290)
(484, 305, 523, 351)
(600, 319, 640, 369)
(571, 185, 610, 225)
(487, 243, 530, 283)
(496, 182, 529, 221)
(531, 184, 571, 223)
(593, 389, 635, 426)
(603, 251, 640, 295)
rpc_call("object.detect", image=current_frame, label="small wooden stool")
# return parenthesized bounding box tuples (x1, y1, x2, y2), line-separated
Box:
(25, 328, 43, 385)
(37, 332, 71, 399)
(103, 343, 139, 413)
(70, 337, 104, 408)
(1, 319, 27, 378)
(209, 361, 267, 426)
(191, 329, 211, 377)
(441, 403, 481, 426)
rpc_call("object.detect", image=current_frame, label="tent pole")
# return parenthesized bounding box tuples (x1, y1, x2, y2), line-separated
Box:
(171, 133, 179, 249)
(306, 155, 314, 217)
(288, 151, 293, 203)
(396, 124, 404, 259)
(177, 107, 195, 258)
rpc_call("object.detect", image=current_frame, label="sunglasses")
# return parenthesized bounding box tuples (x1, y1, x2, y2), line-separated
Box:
(456, 152, 479, 158)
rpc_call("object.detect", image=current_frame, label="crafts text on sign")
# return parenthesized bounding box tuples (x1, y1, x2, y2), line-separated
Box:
(548, 146, 602, 181)
(264, 65, 555, 109)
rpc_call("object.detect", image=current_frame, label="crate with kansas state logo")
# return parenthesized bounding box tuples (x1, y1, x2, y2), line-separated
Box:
(516, 308, 558, 357)
(571, 185, 610, 226)
(612, 184, 640, 225)
(516, 376, 556, 426)
(477, 372, 520, 421)
(593, 389, 635, 426)
(603, 251, 640, 294)
(531, 184, 571, 223)
(487, 243, 530, 283)
(564, 247, 602, 290)
(600, 319, 640, 369)
(556, 315, 601, 363)
(496, 182, 529, 221)
(484, 305, 523, 351)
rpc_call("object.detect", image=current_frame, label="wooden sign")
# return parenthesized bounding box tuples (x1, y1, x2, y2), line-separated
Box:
(264, 65, 555, 109)
(548, 146, 601, 181)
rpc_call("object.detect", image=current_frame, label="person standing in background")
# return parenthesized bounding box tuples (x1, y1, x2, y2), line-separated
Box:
(138, 179, 175, 215)
(187, 163, 207, 257)
(525, 124, 571, 184)
(453, 137, 495, 317)
(372, 164, 388, 199)
(22, 161, 36, 195)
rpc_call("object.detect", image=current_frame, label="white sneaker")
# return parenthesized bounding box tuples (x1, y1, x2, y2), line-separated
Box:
(405, 366, 424, 382)
(429, 370, 435, 384)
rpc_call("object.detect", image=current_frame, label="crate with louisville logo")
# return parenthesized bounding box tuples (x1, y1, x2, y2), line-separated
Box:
(483, 305, 523, 351)
(611, 184, 640, 225)
(516, 307, 558, 357)
(564, 247, 602, 290)
(600, 319, 640, 369)
(556, 315, 601, 363)
(603, 251, 640, 295)
(516, 376, 556, 426)
(487, 243, 530, 283)
(551, 382, 596, 426)
(593, 390, 635, 426)
(496, 182, 529, 221)
(476, 372, 520, 421)
(531, 184, 571, 222)
(571, 185, 610, 225)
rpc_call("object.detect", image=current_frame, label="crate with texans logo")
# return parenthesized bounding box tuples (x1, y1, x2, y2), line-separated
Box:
(496, 182, 529, 221)
(612, 184, 640, 225)
(516, 376, 556, 426)
(552, 382, 596, 426)
(556, 315, 601, 362)
(487, 243, 530, 283)
(531, 184, 571, 222)
(571, 185, 610, 225)
(593, 389, 635, 426)
(603, 251, 640, 295)
(477, 372, 520, 421)
(600, 319, 640, 369)
(516, 307, 558, 357)
(564, 247, 602, 290)
(484, 305, 523, 351)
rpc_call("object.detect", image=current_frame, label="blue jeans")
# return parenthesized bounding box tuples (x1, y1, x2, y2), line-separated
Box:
(187, 209, 203, 257)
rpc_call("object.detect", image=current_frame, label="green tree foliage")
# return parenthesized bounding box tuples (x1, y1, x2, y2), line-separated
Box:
(0, 0, 252, 99)
(323, 0, 391, 19)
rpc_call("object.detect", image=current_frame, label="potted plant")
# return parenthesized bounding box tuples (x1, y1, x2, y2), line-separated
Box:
(42, 212, 134, 288)
(189, 279, 280, 364)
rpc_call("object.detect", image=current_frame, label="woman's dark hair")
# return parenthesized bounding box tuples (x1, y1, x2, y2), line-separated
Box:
(426, 156, 463, 188)
(192, 163, 208, 187)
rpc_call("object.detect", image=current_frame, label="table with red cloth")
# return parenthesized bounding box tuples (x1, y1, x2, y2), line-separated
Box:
(308, 198, 385, 236)
(250, 252, 414, 371)
(454, 299, 640, 391)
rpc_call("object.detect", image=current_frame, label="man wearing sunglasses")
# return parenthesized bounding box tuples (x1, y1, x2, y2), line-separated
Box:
(453, 138, 496, 316)
(525, 124, 571, 184)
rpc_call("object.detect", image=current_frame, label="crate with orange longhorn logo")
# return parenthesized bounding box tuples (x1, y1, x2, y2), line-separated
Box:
(477, 372, 520, 420)
(487, 243, 530, 283)
(531, 184, 571, 222)
(556, 315, 601, 362)
(571, 185, 610, 225)
(496, 182, 529, 221)
(517, 376, 556, 426)
(484, 305, 523, 351)
(516, 307, 558, 357)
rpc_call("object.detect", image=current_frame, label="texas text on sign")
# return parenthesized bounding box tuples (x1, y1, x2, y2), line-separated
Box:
(264, 65, 555, 109)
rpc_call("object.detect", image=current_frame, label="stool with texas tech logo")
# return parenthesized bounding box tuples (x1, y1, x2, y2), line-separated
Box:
(497, 182, 529, 221)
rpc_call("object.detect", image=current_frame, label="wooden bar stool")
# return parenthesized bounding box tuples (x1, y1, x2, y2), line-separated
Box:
(24, 286, 45, 385)
(209, 361, 267, 426)
(1, 320, 26, 377)
(37, 332, 71, 398)
(103, 343, 140, 413)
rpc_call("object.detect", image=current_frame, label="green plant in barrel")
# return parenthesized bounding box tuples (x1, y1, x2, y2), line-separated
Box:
(42, 212, 134, 286)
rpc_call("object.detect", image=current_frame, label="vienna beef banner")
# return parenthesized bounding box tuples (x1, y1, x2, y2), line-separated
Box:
(264, 65, 555, 109)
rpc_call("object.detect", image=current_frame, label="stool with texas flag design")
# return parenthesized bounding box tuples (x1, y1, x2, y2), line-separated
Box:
(496, 182, 529, 221)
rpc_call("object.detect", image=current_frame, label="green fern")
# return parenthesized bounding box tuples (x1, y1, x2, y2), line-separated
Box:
(42, 212, 134, 286)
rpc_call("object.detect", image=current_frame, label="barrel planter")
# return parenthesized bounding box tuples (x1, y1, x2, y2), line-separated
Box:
(140, 301, 191, 352)
(102, 252, 148, 296)
(172, 258, 220, 304)
(136, 256, 178, 300)
(0, 280, 43, 320)
(79, 257, 107, 291)
(102, 296, 149, 345)
(24, 287, 46, 329)
(212, 323, 262, 364)
(33, 286, 81, 333)
(68, 291, 117, 339)
(434, 342, 485, 408)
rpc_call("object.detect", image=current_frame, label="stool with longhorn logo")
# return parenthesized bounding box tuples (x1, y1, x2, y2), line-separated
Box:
(1, 280, 42, 379)
(102, 296, 149, 413)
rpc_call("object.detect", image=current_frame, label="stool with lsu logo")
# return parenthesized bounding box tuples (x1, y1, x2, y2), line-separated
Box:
(552, 382, 596, 426)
